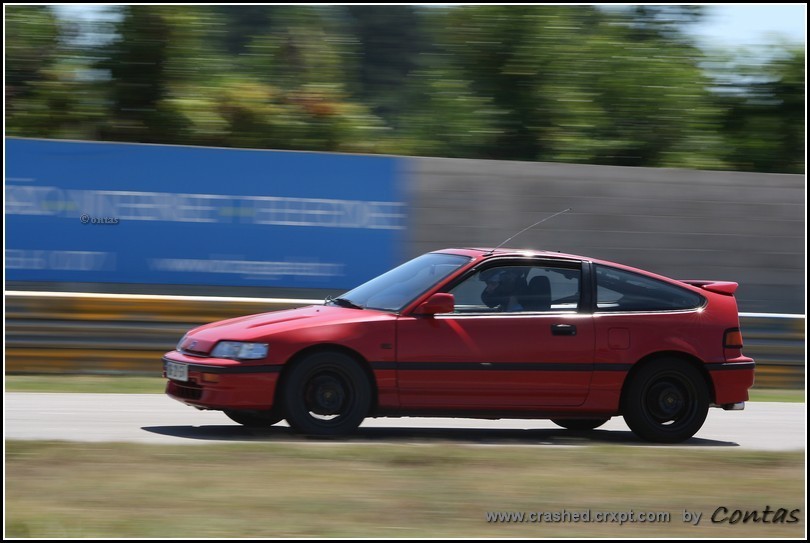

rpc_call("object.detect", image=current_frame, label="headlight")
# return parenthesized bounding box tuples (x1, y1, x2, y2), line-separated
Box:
(210, 341, 269, 360)
(176, 334, 188, 350)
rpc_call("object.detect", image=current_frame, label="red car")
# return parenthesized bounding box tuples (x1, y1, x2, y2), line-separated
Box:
(163, 248, 755, 443)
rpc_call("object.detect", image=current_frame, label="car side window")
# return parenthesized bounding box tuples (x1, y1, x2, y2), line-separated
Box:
(448, 264, 580, 314)
(595, 265, 704, 312)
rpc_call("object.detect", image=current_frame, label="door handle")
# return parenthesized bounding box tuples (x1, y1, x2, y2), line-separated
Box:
(551, 323, 577, 336)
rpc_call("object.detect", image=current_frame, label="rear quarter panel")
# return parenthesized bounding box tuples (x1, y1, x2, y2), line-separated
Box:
(591, 288, 750, 409)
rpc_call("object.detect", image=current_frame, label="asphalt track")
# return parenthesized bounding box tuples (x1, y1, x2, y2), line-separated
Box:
(5, 392, 805, 450)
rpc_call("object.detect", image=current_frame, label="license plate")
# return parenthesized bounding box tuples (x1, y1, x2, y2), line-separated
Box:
(165, 361, 188, 382)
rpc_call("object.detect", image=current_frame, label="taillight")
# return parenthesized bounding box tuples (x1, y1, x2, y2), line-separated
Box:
(724, 328, 744, 349)
(724, 327, 744, 360)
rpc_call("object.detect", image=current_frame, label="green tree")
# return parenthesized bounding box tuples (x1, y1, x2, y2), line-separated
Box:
(160, 6, 387, 152)
(6, 6, 109, 139)
(344, 6, 429, 126)
(552, 8, 725, 168)
(97, 6, 181, 142)
(712, 47, 805, 173)
(407, 5, 724, 167)
(5, 5, 804, 173)
(214, 5, 275, 56)
(5, 5, 60, 107)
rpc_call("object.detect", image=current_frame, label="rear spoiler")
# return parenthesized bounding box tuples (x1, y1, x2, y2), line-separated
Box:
(679, 280, 739, 296)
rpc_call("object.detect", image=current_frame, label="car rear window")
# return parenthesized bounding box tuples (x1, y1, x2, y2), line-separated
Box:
(595, 265, 705, 312)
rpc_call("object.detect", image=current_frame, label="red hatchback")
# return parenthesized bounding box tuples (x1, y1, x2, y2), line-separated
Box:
(164, 248, 755, 443)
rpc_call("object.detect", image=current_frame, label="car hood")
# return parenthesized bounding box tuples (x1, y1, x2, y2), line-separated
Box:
(178, 304, 395, 354)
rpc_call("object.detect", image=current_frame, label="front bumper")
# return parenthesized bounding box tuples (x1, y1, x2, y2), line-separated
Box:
(163, 352, 282, 410)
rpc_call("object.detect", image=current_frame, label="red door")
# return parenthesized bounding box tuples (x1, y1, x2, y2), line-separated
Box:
(396, 313, 594, 408)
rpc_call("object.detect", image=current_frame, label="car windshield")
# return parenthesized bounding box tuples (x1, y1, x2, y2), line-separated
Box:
(333, 253, 471, 312)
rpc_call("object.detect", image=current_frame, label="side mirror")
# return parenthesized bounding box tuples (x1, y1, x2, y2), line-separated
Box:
(413, 293, 454, 316)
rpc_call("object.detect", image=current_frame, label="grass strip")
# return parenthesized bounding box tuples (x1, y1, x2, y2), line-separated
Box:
(6, 440, 804, 538)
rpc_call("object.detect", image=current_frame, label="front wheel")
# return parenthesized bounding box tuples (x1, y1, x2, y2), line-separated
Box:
(622, 359, 709, 443)
(551, 418, 610, 431)
(282, 351, 371, 436)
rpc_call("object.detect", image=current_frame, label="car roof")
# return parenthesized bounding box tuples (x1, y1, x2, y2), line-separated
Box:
(434, 247, 591, 262)
(431, 247, 700, 291)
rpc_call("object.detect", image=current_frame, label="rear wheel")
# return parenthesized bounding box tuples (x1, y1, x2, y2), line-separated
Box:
(622, 359, 709, 443)
(551, 418, 610, 431)
(282, 351, 371, 436)
(224, 408, 283, 428)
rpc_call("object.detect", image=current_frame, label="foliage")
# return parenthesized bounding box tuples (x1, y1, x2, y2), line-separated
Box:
(5, 6, 107, 139)
(708, 46, 805, 173)
(4, 5, 805, 173)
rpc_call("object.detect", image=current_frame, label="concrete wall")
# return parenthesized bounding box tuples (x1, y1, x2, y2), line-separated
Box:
(407, 158, 805, 314)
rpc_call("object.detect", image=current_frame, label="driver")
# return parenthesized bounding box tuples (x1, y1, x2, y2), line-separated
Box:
(481, 268, 526, 312)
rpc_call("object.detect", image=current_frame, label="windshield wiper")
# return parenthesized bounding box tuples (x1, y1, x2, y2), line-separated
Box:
(326, 297, 364, 309)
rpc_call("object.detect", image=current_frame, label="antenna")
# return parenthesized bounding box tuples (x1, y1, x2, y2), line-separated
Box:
(487, 208, 572, 254)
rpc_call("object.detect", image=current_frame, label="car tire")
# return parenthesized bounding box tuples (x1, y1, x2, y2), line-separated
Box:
(622, 359, 709, 443)
(223, 408, 283, 428)
(282, 351, 371, 436)
(551, 418, 610, 431)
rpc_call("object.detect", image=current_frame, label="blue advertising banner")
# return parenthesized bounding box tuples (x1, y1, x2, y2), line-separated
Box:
(6, 138, 407, 289)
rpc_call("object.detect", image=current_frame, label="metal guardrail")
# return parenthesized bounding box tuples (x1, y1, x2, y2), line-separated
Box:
(737, 313, 805, 390)
(4, 291, 805, 389)
(4, 291, 319, 376)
